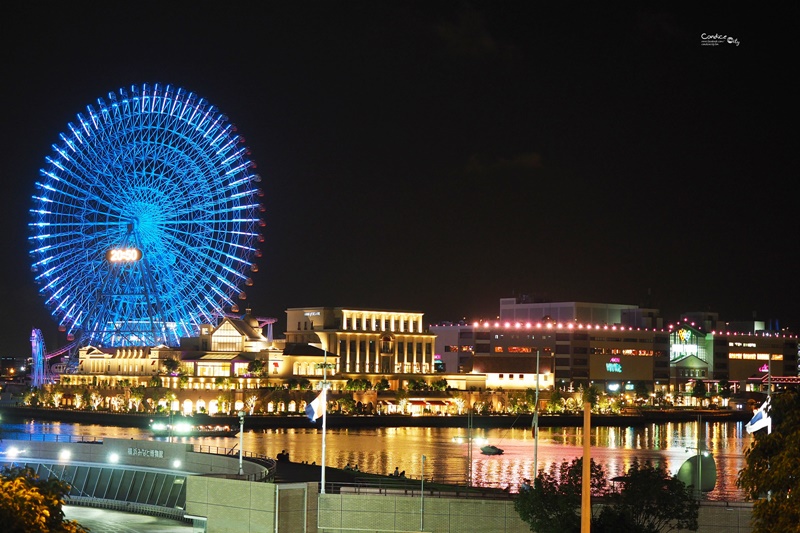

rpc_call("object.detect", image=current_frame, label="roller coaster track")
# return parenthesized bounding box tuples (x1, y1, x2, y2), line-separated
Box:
(30, 328, 80, 387)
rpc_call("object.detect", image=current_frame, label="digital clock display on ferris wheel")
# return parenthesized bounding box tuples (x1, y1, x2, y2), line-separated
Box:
(105, 247, 142, 262)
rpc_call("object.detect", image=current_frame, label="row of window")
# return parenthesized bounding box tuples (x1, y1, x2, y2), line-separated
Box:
(728, 353, 783, 360)
(677, 369, 707, 378)
(343, 317, 422, 332)
(338, 339, 433, 356)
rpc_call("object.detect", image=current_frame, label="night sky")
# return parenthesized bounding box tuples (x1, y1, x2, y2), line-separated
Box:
(1, 3, 796, 358)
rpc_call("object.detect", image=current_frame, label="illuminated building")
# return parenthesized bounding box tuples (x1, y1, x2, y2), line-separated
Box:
(669, 313, 797, 395)
(432, 299, 798, 398)
(285, 307, 436, 374)
(432, 318, 669, 394)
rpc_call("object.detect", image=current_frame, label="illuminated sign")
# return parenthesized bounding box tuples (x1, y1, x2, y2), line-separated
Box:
(758, 363, 769, 372)
(127, 446, 163, 458)
(304, 311, 321, 316)
(606, 362, 622, 373)
(106, 247, 142, 262)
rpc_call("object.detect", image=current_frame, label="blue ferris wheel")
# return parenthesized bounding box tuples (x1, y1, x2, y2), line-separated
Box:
(29, 83, 264, 347)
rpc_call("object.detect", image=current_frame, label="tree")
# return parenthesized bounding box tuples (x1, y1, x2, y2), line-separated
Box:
(406, 378, 429, 391)
(692, 380, 707, 406)
(345, 378, 372, 391)
(247, 359, 264, 376)
(634, 381, 649, 403)
(162, 357, 180, 375)
(337, 397, 356, 414)
(129, 385, 146, 412)
(581, 384, 600, 409)
(430, 378, 449, 391)
(514, 457, 608, 533)
(0, 466, 89, 533)
(718, 379, 732, 400)
(547, 388, 565, 413)
(90, 391, 104, 410)
(595, 460, 699, 533)
(244, 394, 258, 414)
(737, 391, 800, 533)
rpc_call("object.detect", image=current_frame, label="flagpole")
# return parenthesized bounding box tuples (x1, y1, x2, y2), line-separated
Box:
(321, 349, 328, 494)
(533, 350, 540, 476)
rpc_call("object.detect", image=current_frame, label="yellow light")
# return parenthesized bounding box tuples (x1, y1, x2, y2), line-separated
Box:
(173, 422, 192, 434)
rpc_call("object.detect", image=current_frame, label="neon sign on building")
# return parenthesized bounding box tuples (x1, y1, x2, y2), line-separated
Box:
(671, 328, 698, 360)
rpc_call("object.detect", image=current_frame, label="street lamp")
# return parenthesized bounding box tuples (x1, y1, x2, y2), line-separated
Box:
(420, 454, 426, 531)
(238, 410, 245, 476)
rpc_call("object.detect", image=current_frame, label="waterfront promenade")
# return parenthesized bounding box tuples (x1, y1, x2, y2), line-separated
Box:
(63, 506, 193, 533)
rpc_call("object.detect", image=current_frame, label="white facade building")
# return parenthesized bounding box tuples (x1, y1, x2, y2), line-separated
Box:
(285, 307, 435, 374)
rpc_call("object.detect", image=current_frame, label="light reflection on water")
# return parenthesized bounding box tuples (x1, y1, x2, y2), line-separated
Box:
(2, 419, 750, 500)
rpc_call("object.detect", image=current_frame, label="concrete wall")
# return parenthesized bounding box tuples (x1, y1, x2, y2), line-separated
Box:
(319, 493, 527, 533)
(186, 477, 755, 533)
(186, 477, 316, 533)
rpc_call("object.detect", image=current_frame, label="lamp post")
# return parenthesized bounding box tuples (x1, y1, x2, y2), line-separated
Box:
(238, 410, 245, 476)
(466, 407, 473, 486)
(420, 454, 426, 531)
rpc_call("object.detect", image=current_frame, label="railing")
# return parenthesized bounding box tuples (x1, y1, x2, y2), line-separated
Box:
(330, 477, 512, 500)
(191, 443, 277, 482)
(329, 476, 750, 503)
(66, 496, 190, 522)
(0, 432, 103, 444)
(0, 433, 277, 482)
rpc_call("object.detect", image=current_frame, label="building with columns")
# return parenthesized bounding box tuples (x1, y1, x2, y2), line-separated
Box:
(285, 307, 435, 374)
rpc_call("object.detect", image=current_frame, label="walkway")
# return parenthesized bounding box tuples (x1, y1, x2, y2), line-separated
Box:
(63, 506, 194, 533)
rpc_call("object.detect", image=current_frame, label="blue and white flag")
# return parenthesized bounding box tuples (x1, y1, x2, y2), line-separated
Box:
(306, 392, 325, 421)
(745, 397, 772, 434)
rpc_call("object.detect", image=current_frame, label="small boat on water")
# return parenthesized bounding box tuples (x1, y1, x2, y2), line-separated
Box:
(480, 445, 504, 455)
(149, 420, 239, 438)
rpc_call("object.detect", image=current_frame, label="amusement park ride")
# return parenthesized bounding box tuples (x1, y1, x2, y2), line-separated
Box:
(27, 83, 271, 387)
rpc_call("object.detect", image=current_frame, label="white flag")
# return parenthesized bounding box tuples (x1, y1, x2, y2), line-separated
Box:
(306, 392, 325, 421)
(745, 397, 772, 434)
